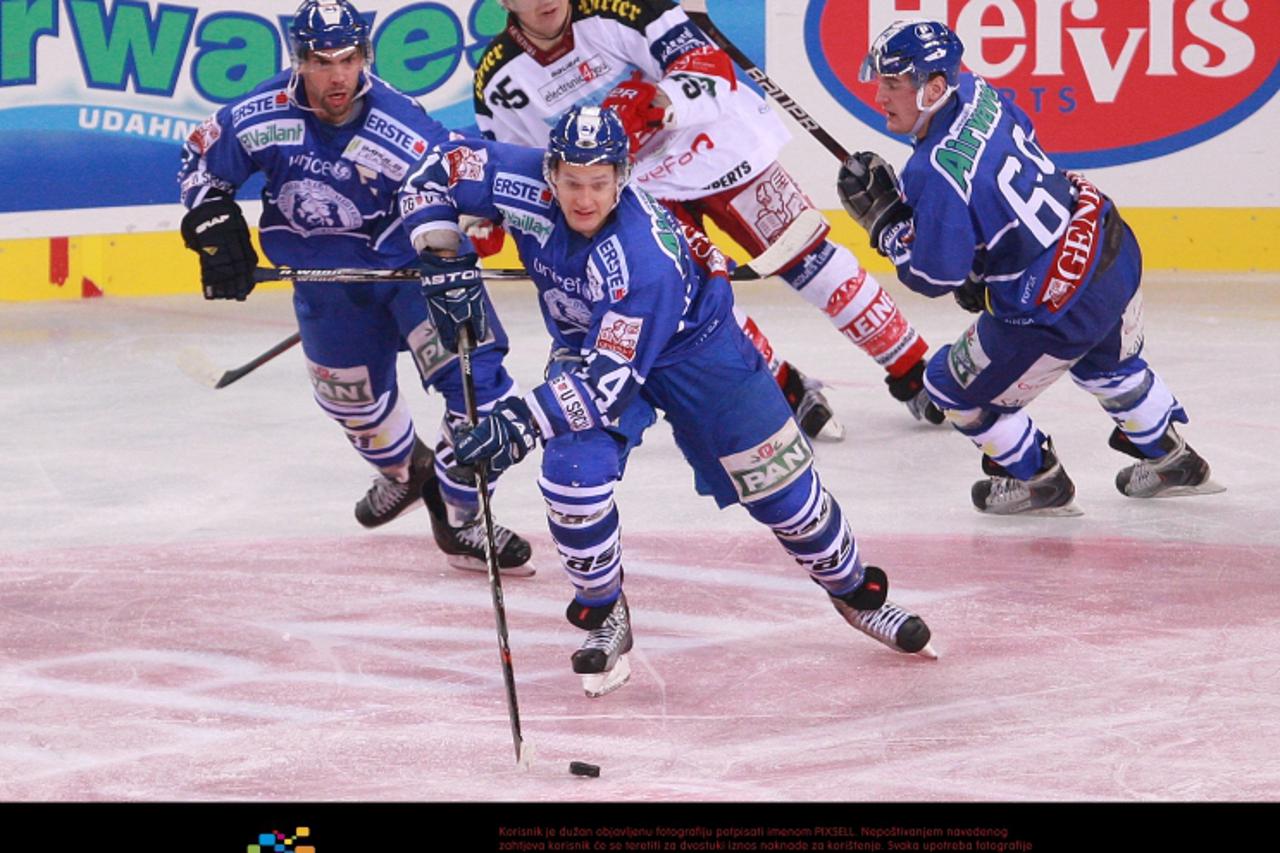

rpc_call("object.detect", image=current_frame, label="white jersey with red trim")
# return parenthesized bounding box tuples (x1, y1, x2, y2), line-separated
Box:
(473, 0, 788, 201)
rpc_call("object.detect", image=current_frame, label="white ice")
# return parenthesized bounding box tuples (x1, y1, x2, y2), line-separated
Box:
(1, 274, 1277, 802)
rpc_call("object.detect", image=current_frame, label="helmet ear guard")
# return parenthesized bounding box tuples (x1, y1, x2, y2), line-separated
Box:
(542, 105, 633, 205)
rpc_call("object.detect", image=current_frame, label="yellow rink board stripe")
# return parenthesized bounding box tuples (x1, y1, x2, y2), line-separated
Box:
(1, 208, 1276, 301)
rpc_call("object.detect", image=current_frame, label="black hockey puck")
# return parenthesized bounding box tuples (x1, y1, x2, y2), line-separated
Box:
(569, 761, 600, 777)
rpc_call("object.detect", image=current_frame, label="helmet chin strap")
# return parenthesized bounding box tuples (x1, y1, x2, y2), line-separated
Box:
(287, 60, 373, 118)
(910, 83, 955, 138)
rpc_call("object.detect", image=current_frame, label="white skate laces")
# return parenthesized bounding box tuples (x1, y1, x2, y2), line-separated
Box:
(570, 593, 634, 697)
(972, 439, 1081, 516)
(831, 596, 938, 659)
(354, 438, 434, 529)
(1115, 428, 1224, 498)
(365, 473, 412, 515)
(434, 514, 536, 577)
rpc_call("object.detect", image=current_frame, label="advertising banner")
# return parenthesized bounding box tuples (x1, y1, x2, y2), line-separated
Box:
(782, 0, 1280, 208)
(0, 0, 1274, 299)
(0, 0, 509, 233)
(808, 0, 1280, 168)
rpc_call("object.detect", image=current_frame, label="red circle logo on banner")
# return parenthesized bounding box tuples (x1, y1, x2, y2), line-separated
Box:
(804, 0, 1280, 166)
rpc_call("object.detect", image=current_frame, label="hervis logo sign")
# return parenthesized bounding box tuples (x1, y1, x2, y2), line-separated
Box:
(805, 0, 1280, 166)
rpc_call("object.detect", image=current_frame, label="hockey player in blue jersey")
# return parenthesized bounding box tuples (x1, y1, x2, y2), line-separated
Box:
(837, 20, 1222, 515)
(177, 0, 532, 573)
(400, 105, 936, 698)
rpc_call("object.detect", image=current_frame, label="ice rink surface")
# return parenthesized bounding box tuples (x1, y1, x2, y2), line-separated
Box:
(2, 273, 1278, 806)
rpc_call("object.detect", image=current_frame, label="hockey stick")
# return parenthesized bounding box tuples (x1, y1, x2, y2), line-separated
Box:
(177, 331, 301, 389)
(456, 323, 532, 769)
(682, 0, 851, 162)
(249, 267, 534, 284)
(177, 269, 534, 390)
(185, 209, 825, 389)
(248, 212, 823, 284)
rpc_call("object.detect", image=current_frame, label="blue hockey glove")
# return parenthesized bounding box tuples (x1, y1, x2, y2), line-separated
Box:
(420, 252, 486, 353)
(836, 152, 913, 256)
(453, 397, 540, 475)
(180, 198, 258, 301)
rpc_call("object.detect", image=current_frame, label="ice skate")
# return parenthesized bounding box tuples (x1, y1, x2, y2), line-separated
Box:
(567, 593, 634, 698)
(354, 437, 435, 528)
(971, 439, 1081, 516)
(422, 469, 535, 577)
(781, 362, 845, 442)
(885, 359, 945, 425)
(829, 566, 937, 658)
(1111, 426, 1224, 499)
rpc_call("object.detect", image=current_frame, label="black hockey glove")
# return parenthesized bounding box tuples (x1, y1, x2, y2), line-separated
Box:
(837, 152, 913, 255)
(954, 273, 987, 313)
(420, 252, 487, 353)
(180, 198, 258, 301)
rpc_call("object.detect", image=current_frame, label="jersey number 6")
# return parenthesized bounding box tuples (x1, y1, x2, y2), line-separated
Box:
(996, 125, 1072, 249)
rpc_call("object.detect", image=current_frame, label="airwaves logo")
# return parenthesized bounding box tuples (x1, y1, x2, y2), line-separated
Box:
(804, 0, 1280, 167)
(932, 78, 1003, 200)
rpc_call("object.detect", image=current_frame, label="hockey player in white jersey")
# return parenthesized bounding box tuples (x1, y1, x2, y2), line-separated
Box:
(471, 0, 946, 436)
(838, 21, 1221, 513)
(399, 106, 936, 698)
(177, 0, 533, 572)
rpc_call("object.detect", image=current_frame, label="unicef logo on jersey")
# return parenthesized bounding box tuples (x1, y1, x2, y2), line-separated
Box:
(278, 179, 362, 233)
(288, 153, 353, 182)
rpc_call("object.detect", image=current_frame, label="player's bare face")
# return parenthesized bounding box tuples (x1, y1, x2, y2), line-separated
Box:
(300, 47, 364, 124)
(554, 162, 618, 238)
(874, 74, 922, 136)
(507, 0, 571, 43)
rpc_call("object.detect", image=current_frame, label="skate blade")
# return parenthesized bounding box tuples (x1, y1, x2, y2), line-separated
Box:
(814, 416, 846, 443)
(975, 502, 1084, 518)
(1146, 479, 1226, 498)
(448, 556, 536, 578)
(581, 654, 631, 698)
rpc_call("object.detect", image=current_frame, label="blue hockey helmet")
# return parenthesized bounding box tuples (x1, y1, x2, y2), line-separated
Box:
(288, 0, 372, 66)
(859, 20, 964, 89)
(543, 105, 633, 194)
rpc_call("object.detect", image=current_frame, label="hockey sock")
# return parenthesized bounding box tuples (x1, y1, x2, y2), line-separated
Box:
(317, 386, 417, 471)
(780, 241, 927, 376)
(541, 476, 622, 605)
(953, 409, 1047, 481)
(745, 470, 863, 596)
(1074, 368, 1187, 457)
